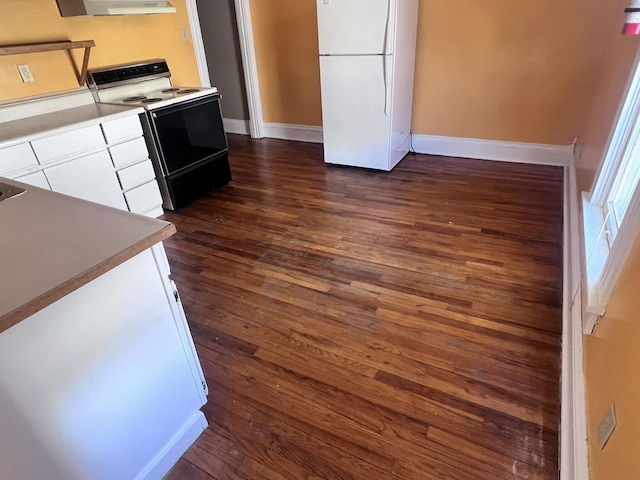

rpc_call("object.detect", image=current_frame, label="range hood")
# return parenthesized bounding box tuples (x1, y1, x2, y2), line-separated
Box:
(56, 0, 176, 16)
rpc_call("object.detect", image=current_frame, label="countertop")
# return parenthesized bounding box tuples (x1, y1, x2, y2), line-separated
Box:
(0, 102, 143, 148)
(0, 177, 175, 334)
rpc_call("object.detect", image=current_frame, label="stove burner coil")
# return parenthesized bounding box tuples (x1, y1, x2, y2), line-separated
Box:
(177, 88, 200, 94)
(141, 98, 163, 104)
(161, 88, 180, 93)
(122, 96, 147, 102)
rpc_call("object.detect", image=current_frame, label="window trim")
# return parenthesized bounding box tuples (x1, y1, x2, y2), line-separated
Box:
(582, 47, 640, 333)
(592, 49, 640, 205)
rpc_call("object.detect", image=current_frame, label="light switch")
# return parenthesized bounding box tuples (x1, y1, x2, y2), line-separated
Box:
(17, 64, 34, 83)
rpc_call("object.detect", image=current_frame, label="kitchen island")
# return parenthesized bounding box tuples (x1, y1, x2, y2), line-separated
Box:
(0, 178, 207, 480)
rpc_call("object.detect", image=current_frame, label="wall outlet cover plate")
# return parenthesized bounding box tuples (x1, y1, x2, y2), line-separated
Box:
(17, 64, 34, 83)
(597, 404, 617, 450)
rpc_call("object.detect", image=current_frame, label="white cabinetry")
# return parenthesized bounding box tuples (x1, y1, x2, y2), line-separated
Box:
(0, 143, 38, 176)
(44, 150, 128, 210)
(31, 124, 105, 165)
(0, 246, 207, 480)
(0, 113, 164, 217)
(14, 171, 50, 189)
(102, 117, 164, 218)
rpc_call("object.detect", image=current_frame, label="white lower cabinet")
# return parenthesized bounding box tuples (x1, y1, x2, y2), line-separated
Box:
(44, 150, 129, 211)
(108, 135, 164, 218)
(0, 112, 164, 217)
(0, 246, 207, 480)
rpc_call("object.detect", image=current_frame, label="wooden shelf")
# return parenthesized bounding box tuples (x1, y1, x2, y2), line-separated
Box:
(0, 40, 95, 86)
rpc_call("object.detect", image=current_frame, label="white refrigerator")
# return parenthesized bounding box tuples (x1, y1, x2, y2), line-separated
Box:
(317, 0, 419, 171)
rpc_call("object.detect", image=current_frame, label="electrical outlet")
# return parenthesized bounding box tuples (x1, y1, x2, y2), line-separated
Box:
(17, 64, 34, 83)
(597, 404, 617, 449)
(180, 28, 189, 42)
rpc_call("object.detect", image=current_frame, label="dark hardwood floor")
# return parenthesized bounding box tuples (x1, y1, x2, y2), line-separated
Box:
(162, 134, 563, 480)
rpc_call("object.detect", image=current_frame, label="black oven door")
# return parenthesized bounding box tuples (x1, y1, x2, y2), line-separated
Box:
(150, 94, 228, 176)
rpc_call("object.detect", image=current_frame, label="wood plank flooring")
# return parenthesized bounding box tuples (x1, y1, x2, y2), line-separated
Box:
(162, 135, 563, 480)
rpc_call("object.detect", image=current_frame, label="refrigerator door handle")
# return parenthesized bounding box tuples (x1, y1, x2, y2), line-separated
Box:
(383, 55, 392, 116)
(383, 0, 395, 55)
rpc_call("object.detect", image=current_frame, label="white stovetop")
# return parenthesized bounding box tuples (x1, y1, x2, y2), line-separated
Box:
(94, 78, 218, 110)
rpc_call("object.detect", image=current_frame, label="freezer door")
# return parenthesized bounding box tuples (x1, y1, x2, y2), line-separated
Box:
(320, 55, 392, 170)
(317, 0, 394, 55)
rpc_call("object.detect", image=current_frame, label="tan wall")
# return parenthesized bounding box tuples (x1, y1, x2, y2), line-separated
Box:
(0, 0, 200, 102)
(248, 0, 322, 126)
(247, 0, 632, 145)
(574, 0, 640, 192)
(584, 237, 640, 478)
(570, 4, 640, 478)
(579, 4, 640, 478)
(413, 0, 609, 144)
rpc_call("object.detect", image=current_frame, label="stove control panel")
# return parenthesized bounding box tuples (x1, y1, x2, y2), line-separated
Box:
(87, 60, 170, 89)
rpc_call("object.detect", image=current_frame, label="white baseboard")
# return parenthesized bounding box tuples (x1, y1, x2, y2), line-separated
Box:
(263, 122, 323, 143)
(137, 411, 207, 480)
(560, 160, 589, 480)
(411, 134, 574, 167)
(223, 118, 251, 135)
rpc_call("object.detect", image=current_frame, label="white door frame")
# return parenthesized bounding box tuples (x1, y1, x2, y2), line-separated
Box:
(185, 0, 265, 138)
(233, 0, 265, 138)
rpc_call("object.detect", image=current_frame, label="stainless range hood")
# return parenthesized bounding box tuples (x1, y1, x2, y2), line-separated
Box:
(56, 0, 176, 16)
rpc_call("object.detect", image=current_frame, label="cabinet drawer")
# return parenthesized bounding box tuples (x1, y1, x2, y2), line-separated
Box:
(102, 115, 143, 144)
(117, 159, 156, 191)
(124, 180, 163, 215)
(32, 125, 105, 165)
(109, 137, 149, 168)
(14, 171, 50, 190)
(44, 150, 128, 211)
(0, 143, 38, 176)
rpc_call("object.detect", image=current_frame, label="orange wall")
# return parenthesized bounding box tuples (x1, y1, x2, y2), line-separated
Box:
(578, 4, 640, 477)
(574, 0, 640, 192)
(413, 0, 606, 144)
(0, 0, 200, 102)
(247, 0, 637, 146)
(584, 237, 640, 478)
(248, 0, 322, 126)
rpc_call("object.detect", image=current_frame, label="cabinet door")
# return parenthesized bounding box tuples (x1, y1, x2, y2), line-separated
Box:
(0, 249, 206, 480)
(44, 151, 127, 211)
